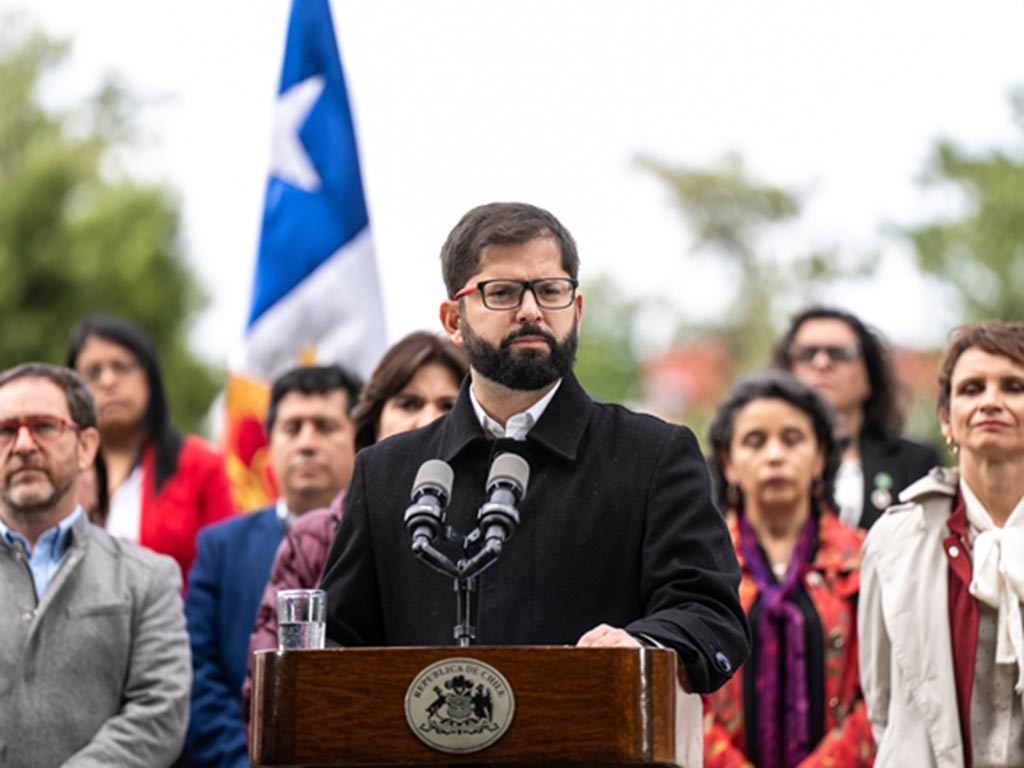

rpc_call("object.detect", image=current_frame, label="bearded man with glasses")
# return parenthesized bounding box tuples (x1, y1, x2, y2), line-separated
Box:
(0, 362, 189, 767)
(321, 202, 749, 695)
(772, 307, 940, 530)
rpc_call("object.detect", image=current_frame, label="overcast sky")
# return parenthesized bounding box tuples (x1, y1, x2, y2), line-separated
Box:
(8, 0, 1024, 364)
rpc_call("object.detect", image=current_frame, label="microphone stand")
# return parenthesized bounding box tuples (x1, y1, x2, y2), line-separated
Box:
(408, 533, 507, 648)
(405, 453, 526, 647)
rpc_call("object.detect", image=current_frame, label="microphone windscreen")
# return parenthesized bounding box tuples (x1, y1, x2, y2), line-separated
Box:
(487, 453, 530, 496)
(411, 459, 455, 501)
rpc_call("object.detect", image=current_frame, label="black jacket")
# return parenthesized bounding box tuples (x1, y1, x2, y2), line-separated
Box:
(857, 433, 940, 529)
(321, 374, 749, 694)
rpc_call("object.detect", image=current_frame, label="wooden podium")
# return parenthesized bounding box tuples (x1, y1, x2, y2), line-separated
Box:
(250, 646, 702, 767)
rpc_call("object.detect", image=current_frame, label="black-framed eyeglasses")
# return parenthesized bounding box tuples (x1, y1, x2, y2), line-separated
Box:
(453, 278, 579, 311)
(0, 416, 82, 448)
(791, 344, 861, 364)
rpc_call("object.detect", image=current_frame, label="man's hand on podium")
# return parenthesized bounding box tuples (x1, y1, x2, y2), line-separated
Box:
(576, 623, 694, 693)
(575, 623, 642, 648)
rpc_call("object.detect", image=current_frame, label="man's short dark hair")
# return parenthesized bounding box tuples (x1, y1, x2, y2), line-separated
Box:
(265, 365, 363, 434)
(771, 305, 903, 438)
(440, 202, 579, 298)
(0, 363, 98, 429)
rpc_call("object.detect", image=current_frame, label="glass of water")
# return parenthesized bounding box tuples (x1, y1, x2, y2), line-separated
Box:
(276, 588, 326, 651)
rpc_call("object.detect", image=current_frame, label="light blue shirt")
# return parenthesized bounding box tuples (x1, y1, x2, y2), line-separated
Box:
(1, 506, 83, 600)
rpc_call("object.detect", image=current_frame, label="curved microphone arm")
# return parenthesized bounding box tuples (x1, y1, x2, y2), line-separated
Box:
(403, 453, 531, 646)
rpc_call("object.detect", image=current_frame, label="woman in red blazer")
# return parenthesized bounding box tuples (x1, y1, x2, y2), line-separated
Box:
(67, 314, 237, 586)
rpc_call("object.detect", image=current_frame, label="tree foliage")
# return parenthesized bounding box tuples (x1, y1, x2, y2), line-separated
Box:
(902, 87, 1024, 323)
(0, 19, 219, 433)
(637, 153, 873, 373)
(574, 275, 644, 405)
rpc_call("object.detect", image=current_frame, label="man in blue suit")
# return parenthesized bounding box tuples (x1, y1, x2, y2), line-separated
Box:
(183, 365, 360, 768)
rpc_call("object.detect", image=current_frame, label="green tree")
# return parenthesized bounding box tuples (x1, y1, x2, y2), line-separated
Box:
(0, 19, 219, 433)
(637, 152, 873, 373)
(574, 275, 645, 405)
(902, 87, 1024, 322)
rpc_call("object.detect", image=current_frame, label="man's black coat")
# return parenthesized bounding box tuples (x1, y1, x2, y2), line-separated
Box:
(321, 374, 749, 693)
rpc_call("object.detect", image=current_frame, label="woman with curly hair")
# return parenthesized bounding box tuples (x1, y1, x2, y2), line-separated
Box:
(703, 371, 874, 767)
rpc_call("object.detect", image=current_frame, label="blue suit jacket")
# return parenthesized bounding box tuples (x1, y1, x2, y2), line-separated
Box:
(184, 506, 283, 768)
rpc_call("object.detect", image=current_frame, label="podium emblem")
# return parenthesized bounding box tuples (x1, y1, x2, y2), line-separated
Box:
(405, 657, 515, 754)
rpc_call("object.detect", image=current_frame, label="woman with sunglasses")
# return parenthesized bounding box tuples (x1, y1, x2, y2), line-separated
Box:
(704, 371, 874, 767)
(772, 306, 939, 530)
(66, 314, 237, 585)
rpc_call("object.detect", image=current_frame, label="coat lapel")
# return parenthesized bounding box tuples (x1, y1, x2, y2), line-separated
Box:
(872, 499, 963, 764)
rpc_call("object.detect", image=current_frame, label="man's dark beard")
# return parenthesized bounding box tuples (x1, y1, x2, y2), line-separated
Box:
(462, 319, 578, 391)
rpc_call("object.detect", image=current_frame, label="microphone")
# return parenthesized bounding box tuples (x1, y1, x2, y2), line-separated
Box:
(403, 460, 454, 547)
(477, 453, 530, 546)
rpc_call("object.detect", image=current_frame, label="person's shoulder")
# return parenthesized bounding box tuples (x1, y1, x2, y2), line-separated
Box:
(865, 467, 956, 549)
(197, 506, 276, 543)
(86, 523, 182, 587)
(866, 431, 939, 462)
(588, 398, 698, 444)
(291, 506, 340, 537)
(817, 511, 866, 568)
(362, 416, 445, 461)
(177, 433, 227, 467)
(891, 434, 940, 461)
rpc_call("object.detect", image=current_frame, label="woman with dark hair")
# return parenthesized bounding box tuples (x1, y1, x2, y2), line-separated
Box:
(240, 331, 467, 729)
(350, 331, 467, 450)
(859, 321, 1024, 767)
(772, 306, 939, 530)
(67, 314, 236, 584)
(703, 371, 874, 767)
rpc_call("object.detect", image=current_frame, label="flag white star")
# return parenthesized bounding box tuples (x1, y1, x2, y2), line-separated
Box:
(268, 75, 325, 193)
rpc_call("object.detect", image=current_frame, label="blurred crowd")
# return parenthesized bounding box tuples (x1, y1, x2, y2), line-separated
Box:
(1, 222, 1022, 767)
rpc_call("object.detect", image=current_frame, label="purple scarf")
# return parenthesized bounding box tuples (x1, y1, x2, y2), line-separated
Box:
(737, 512, 819, 768)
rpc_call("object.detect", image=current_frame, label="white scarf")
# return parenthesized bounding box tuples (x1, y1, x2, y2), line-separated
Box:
(963, 479, 1024, 693)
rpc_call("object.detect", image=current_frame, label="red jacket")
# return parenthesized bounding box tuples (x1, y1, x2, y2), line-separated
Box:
(703, 512, 875, 768)
(139, 435, 238, 587)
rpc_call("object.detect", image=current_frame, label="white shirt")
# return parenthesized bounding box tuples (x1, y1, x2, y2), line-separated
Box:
(275, 498, 296, 531)
(106, 465, 143, 543)
(834, 458, 864, 528)
(469, 380, 561, 441)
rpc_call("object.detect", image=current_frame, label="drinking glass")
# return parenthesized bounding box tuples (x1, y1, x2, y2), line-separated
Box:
(276, 588, 326, 650)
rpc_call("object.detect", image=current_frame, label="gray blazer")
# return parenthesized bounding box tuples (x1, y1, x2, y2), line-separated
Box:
(0, 513, 191, 767)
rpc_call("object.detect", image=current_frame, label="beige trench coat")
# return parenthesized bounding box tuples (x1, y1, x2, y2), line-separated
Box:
(858, 467, 965, 767)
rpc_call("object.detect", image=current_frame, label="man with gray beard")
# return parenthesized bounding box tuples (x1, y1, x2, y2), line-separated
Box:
(0, 363, 189, 767)
(322, 202, 748, 694)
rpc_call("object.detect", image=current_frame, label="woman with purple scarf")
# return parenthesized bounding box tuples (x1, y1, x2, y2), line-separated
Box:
(703, 371, 875, 767)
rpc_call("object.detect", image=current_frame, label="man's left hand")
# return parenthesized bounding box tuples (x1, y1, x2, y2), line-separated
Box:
(576, 623, 642, 648)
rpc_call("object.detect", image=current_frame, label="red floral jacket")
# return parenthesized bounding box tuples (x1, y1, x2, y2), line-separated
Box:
(703, 511, 875, 768)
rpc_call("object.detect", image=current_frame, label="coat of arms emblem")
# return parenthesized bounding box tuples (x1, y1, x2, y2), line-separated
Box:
(404, 657, 515, 754)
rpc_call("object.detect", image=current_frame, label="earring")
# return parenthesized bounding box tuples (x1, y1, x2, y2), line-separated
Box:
(945, 435, 959, 456)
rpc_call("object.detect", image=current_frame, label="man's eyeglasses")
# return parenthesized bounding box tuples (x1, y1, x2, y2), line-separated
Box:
(791, 344, 861, 364)
(0, 416, 82, 448)
(454, 278, 579, 311)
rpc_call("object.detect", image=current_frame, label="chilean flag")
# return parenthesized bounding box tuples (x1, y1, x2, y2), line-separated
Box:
(245, 0, 386, 380)
(224, 0, 385, 509)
